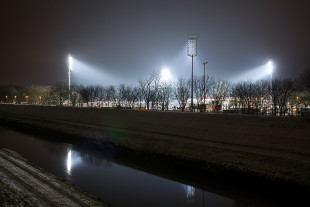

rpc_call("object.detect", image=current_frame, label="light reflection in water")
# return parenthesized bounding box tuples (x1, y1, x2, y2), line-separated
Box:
(66, 149, 82, 176)
(0, 128, 239, 207)
(3, 128, 296, 207)
(67, 150, 72, 175)
(185, 185, 196, 201)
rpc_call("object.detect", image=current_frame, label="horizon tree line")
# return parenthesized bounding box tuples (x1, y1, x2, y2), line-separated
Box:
(0, 70, 309, 116)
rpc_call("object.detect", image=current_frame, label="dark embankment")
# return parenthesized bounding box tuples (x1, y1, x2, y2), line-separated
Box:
(0, 148, 109, 206)
(0, 104, 310, 203)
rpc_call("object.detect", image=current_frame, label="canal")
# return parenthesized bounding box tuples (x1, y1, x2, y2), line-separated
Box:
(0, 127, 281, 207)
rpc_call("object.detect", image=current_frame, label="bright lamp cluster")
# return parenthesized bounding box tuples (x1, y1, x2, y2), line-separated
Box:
(187, 34, 197, 57)
(68, 54, 73, 70)
(267, 60, 273, 75)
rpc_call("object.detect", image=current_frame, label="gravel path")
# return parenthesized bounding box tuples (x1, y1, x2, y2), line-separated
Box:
(0, 148, 108, 207)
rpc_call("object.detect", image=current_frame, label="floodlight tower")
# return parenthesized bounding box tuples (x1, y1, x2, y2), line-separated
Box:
(267, 59, 273, 114)
(187, 34, 197, 112)
(68, 54, 73, 104)
(203, 61, 208, 112)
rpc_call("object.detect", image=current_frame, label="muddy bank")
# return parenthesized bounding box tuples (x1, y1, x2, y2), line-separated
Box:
(0, 105, 310, 199)
(0, 147, 109, 206)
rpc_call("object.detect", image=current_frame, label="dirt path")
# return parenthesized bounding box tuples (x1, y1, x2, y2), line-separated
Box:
(0, 148, 108, 207)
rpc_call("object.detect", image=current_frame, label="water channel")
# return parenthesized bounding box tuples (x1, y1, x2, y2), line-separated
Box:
(0, 127, 286, 207)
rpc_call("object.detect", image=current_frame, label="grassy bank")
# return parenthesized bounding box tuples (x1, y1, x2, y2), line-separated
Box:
(0, 104, 310, 198)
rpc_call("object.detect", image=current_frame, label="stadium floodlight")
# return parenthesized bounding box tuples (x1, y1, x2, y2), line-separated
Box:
(267, 60, 273, 75)
(187, 34, 197, 112)
(187, 34, 197, 57)
(69, 55, 73, 70)
(160, 68, 172, 82)
(68, 54, 73, 104)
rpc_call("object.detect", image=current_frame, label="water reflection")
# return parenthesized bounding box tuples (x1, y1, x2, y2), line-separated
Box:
(185, 185, 196, 201)
(62, 148, 236, 207)
(1, 128, 238, 207)
(66, 148, 82, 177)
(77, 150, 112, 167)
(67, 149, 72, 175)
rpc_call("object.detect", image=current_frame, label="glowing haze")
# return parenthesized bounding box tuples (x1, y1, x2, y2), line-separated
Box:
(1, 0, 309, 86)
(160, 68, 173, 82)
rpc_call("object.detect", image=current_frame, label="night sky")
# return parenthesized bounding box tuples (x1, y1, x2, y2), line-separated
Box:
(1, 0, 310, 86)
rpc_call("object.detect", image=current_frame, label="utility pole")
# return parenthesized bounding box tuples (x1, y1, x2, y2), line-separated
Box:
(191, 55, 194, 111)
(203, 61, 208, 112)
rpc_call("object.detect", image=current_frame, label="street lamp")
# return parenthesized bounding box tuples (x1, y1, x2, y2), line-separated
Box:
(296, 96, 299, 116)
(203, 61, 208, 112)
(187, 34, 197, 112)
(68, 54, 73, 104)
(25, 96, 29, 104)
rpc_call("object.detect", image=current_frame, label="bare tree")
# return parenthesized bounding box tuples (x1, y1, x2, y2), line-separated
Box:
(232, 82, 247, 112)
(117, 83, 127, 108)
(106, 85, 116, 107)
(232, 80, 273, 115)
(89, 85, 99, 107)
(174, 77, 190, 112)
(72, 84, 87, 107)
(193, 76, 204, 111)
(204, 75, 216, 112)
(96, 85, 105, 107)
(125, 85, 140, 108)
(211, 80, 231, 112)
(0, 84, 50, 105)
(268, 78, 295, 116)
(298, 70, 310, 91)
(157, 81, 173, 110)
(139, 71, 160, 110)
(269, 78, 295, 116)
(297, 70, 310, 106)
(256, 80, 269, 114)
(193, 75, 216, 112)
(70, 84, 82, 107)
(136, 86, 144, 108)
(48, 82, 68, 106)
(79, 86, 91, 107)
(244, 82, 259, 113)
